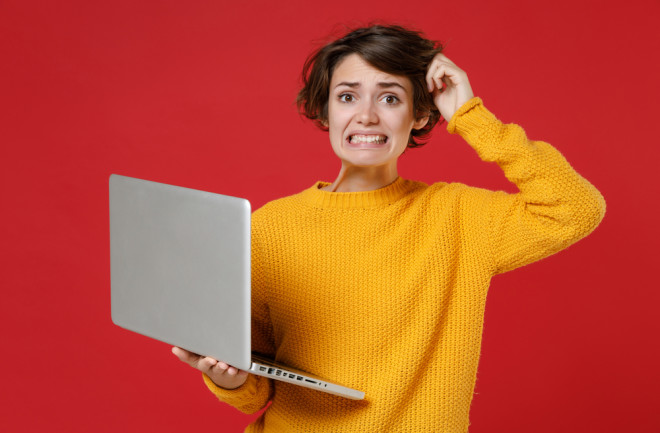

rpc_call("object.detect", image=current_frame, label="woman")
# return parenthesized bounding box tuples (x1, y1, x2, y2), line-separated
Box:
(173, 24, 605, 432)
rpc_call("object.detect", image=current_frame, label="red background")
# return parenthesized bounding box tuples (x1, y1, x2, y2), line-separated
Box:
(2, 0, 658, 431)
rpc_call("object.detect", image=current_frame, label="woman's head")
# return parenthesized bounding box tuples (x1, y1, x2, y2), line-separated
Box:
(297, 24, 444, 148)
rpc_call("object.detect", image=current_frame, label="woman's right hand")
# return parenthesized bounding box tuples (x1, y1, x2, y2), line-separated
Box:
(426, 53, 474, 122)
(172, 346, 249, 390)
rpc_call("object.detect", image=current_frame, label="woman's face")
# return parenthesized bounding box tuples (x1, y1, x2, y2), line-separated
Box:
(326, 54, 427, 170)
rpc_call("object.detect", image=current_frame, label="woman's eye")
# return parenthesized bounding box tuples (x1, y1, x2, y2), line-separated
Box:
(383, 95, 399, 104)
(339, 94, 354, 103)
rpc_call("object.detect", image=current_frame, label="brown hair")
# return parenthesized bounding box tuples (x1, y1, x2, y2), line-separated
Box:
(296, 24, 444, 148)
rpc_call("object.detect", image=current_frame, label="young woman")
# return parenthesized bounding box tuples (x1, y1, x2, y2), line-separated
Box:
(173, 24, 605, 432)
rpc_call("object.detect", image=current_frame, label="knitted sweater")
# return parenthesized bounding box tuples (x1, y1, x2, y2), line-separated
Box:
(202, 98, 606, 432)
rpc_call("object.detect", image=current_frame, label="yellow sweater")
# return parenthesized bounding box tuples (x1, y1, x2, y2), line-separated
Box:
(203, 98, 606, 432)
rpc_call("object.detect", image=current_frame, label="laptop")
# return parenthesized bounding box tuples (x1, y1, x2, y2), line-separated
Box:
(109, 174, 365, 400)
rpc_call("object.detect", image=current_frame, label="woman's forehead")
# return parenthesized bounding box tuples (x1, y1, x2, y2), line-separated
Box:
(331, 54, 412, 92)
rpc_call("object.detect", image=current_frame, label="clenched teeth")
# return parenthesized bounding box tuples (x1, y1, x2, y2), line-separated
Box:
(349, 135, 387, 144)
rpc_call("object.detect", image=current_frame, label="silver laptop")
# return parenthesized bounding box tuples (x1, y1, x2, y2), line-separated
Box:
(109, 174, 364, 400)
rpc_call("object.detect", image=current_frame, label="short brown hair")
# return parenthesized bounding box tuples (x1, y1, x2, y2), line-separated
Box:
(296, 24, 444, 148)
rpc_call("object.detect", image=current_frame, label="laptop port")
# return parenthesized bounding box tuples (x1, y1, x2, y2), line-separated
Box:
(296, 376, 303, 381)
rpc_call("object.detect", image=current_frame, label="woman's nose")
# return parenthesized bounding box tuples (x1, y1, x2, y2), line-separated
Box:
(357, 100, 378, 124)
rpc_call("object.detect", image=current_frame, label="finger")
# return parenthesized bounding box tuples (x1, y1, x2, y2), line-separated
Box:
(172, 346, 201, 365)
(433, 53, 457, 66)
(213, 361, 243, 376)
(427, 59, 453, 91)
(431, 64, 448, 91)
(426, 63, 437, 92)
(426, 62, 446, 92)
(198, 356, 219, 372)
(433, 63, 465, 90)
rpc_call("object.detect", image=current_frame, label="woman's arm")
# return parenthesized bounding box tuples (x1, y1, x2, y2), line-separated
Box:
(449, 98, 606, 275)
(428, 54, 605, 274)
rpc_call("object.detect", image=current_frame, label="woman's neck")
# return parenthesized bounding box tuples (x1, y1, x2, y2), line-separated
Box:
(322, 164, 399, 192)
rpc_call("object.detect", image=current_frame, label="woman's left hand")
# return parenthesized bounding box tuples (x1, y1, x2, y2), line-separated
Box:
(426, 53, 474, 122)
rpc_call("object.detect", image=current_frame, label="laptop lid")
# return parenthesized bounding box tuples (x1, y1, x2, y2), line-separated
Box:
(109, 174, 252, 370)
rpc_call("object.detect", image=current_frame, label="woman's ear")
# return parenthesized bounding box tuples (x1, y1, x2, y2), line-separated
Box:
(413, 113, 429, 130)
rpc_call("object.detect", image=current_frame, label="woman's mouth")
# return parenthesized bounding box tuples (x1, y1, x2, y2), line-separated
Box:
(347, 134, 388, 146)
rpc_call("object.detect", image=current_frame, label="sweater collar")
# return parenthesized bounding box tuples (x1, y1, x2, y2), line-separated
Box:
(299, 177, 414, 209)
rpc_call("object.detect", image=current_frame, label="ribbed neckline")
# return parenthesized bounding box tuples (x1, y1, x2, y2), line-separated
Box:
(299, 177, 415, 209)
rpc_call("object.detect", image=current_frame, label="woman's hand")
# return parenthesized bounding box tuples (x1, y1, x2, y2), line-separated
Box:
(426, 53, 474, 122)
(172, 346, 249, 390)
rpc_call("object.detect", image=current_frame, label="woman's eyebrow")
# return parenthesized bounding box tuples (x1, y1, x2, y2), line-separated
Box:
(377, 82, 406, 91)
(334, 81, 406, 90)
(334, 82, 360, 89)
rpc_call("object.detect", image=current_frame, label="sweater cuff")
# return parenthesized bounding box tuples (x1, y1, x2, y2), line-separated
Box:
(446, 97, 511, 163)
(202, 372, 259, 407)
(446, 97, 496, 135)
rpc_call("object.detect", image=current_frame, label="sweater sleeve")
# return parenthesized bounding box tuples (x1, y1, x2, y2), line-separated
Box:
(447, 97, 606, 275)
(201, 216, 275, 413)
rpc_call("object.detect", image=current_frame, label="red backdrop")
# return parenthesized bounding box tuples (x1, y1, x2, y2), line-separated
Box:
(2, 0, 658, 431)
